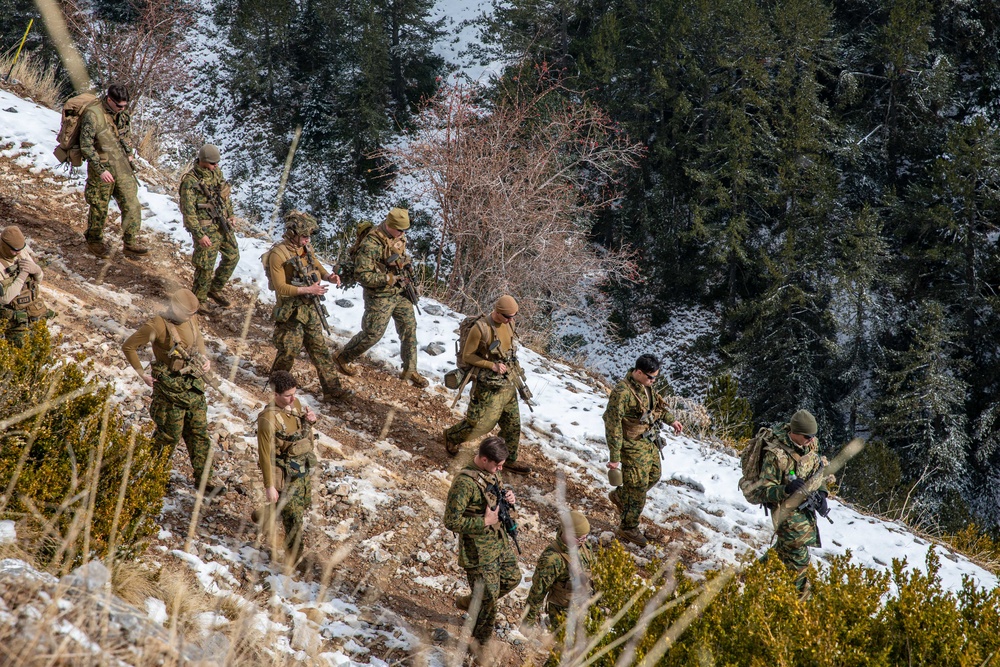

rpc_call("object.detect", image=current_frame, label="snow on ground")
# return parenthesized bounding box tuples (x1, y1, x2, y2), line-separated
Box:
(431, 0, 504, 83)
(1, 84, 996, 626)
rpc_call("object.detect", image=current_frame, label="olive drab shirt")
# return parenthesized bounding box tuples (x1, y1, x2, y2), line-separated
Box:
(0, 247, 43, 315)
(122, 315, 207, 376)
(353, 226, 408, 293)
(444, 464, 513, 569)
(265, 240, 330, 323)
(179, 163, 234, 238)
(79, 98, 132, 175)
(257, 397, 314, 489)
(603, 373, 673, 463)
(524, 538, 594, 623)
(758, 424, 823, 535)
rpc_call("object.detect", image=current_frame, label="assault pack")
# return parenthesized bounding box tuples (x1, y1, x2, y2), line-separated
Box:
(336, 220, 377, 289)
(738, 427, 779, 506)
(443, 314, 500, 390)
(53, 92, 99, 167)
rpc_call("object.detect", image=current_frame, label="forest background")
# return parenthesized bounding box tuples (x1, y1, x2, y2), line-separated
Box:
(3, 0, 1000, 539)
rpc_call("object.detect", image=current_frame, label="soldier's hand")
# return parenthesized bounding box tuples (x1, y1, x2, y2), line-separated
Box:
(386, 273, 398, 287)
(266, 486, 280, 504)
(607, 461, 621, 469)
(300, 283, 328, 296)
(142, 374, 154, 387)
(198, 235, 212, 248)
(484, 504, 500, 527)
(100, 170, 115, 184)
(201, 358, 211, 373)
(18, 257, 40, 276)
(504, 489, 516, 505)
(492, 362, 508, 374)
(671, 420, 683, 434)
(304, 407, 317, 423)
(327, 273, 341, 286)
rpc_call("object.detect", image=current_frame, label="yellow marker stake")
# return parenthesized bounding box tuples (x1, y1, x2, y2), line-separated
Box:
(4, 19, 34, 81)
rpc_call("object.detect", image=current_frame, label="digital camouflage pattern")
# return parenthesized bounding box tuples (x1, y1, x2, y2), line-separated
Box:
(603, 373, 673, 529)
(757, 424, 823, 592)
(444, 464, 521, 645)
(79, 100, 141, 246)
(524, 538, 594, 625)
(179, 164, 239, 302)
(444, 382, 521, 462)
(338, 227, 417, 370)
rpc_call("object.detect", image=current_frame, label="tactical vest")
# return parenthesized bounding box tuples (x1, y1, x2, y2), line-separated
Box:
(163, 319, 204, 376)
(619, 378, 663, 440)
(458, 468, 504, 534)
(180, 166, 232, 224)
(373, 227, 406, 264)
(546, 542, 593, 608)
(274, 411, 314, 459)
(766, 434, 822, 484)
(0, 260, 40, 317)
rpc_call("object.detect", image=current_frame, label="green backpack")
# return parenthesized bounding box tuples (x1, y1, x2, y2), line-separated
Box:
(336, 220, 377, 288)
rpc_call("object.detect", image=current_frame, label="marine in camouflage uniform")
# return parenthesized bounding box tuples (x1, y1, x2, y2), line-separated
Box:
(444, 295, 531, 474)
(604, 354, 683, 547)
(78, 83, 146, 258)
(257, 370, 317, 564)
(757, 409, 827, 595)
(443, 436, 522, 649)
(264, 211, 347, 403)
(179, 144, 240, 308)
(523, 511, 594, 627)
(0, 226, 51, 346)
(336, 208, 427, 388)
(122, 289, 223, 494)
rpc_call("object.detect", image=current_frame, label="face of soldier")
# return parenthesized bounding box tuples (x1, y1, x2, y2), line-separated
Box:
(199, 161, 219, 171)
(789, 432, 816, 448)
(384, 225, 404, 239)
(474, 455, 505, 474)
(633, 367, 659, 387)
(293, 234, 311, 248)
(275, 387, 297, 409)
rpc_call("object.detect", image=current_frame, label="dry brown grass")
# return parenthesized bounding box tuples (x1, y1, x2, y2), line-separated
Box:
(111, 559, 159, 606)
(0, 52, 61, 108)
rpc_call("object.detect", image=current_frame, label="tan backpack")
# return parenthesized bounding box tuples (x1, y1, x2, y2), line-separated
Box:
(53, 92, 99, 167)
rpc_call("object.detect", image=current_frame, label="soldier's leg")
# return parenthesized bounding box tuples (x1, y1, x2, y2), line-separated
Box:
(338, 292, 394, 363)
(270, 319, 304, 374)
(280, 473, 311, 561)
(113, 172, 142, 246)
(619, 444, 653, 529)
(181, 392, 213, 485)
(84, 167, 113, 243)
(390, 296, 418, 372)
(300, 309, 343, 394)
(465, 561, 502, 646)
(191, 227, 223, 303)
(149, 393, 184, 463)
(775, 516, 817, 593)
(210, 231, 240, 293)
(444, 384, 504, 446)
(497, 557, 522, 600)
(495, 386, 521, 462)
(645, 448, 662, 493)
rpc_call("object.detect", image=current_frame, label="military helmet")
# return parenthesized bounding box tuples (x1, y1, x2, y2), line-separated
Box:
(284, 210, 319, 237)
(198, 144, 221, 164)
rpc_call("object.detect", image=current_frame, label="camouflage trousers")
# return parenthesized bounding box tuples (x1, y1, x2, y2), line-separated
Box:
(276, 462, 313, 562)
(774, 510, 819, 592)
(149, 383, 213, 485)
(445, 382, 521, 462)
(339, 290, 417, 372)
(465, 557, 522, 645)
(0, 311, 47, 347)
(191, 224, 239, 303)
(617, 439, 661, 530)
(270, 306, 342, 395)
(84, 162, 142, 246)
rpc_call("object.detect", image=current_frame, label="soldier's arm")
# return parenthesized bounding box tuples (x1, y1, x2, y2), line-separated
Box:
(179, 176, 205, 237)
(22, 247, 42, 283)
(654, 393, 675, 424)
(461, 323, 493, 371)
(524, 552, 564, 623)
(117, 111, 133, 152)
(122, 322, 157, 377)
(78, 109, 103, 167)
(444, 476, 488, 536)
(354, 238, 390, 290)
(758, 450, 788, 505)
(220, 174, 235, 219)
(0, 268, 28, 306)
(257, 411, 277, 489)
(307, 249, 331, 282)
(603, 387, 627, 462)
(268, 249, 300, 298)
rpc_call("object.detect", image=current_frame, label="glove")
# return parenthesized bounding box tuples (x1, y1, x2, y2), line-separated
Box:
(815, 490, 830, 516)
(784, 478, 806, 497)
(18, 257, 40, 276)
(386, 273, 398, 287)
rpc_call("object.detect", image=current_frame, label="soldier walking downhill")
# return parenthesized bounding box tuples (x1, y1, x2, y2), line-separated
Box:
(263, 211, 348, 403)
(335, 207, 428, 388)
(179, 144, 240, 309)
(444, 295, 532, 474)
(444, 436, 522, 659)
(0, 226, 51, 345)
(522, 511, 594, 629)
(122, 289, 225, 496)
(256, 370, 318, 566)
(603, 354, 683, 547)
(79, 83, 148, 259)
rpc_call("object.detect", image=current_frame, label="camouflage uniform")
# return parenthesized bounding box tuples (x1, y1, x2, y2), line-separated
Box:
(757, 424, 823, 592)
(79, 98, 142, 247)
(264, 240, 344, 398)
(0, 246, 49, 346)
(257, 397, 316, 560)
(179, 163, 240, 303)
(524, 538, 594, 625)
(444, 317, 522, 463)
(603, 374, 672, 530)
(444, 464, 522, 646)
(338, 227, 418, 372)
(122, 315, 214, 483)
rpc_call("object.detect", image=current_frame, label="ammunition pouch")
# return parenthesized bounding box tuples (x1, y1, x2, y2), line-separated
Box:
(277, 451, 317, 480)
(444, 368, 466, 390)
(621, 417, 650, 440)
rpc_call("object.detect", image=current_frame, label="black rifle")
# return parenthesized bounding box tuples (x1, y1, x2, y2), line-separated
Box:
(384, 252, 422, 314)
(504, 350, 535, 413)
(799, 489, 833, 524)
(640, 411, 669, 460)
(195, 180, 236, 243)
(285, 247, 332, 335)
(485, 478, 521, 554)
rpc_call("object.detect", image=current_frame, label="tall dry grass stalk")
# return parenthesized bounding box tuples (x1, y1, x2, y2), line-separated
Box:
(0, 51, 62, 108)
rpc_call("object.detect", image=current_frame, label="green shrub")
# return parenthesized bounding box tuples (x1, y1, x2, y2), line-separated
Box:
(839, 439, 903, 513)
(705, 375, 754, 447)
(0, 325, 169, 564)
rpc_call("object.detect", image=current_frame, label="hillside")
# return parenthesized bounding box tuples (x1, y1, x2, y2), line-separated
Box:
(0, 84, 997, 666)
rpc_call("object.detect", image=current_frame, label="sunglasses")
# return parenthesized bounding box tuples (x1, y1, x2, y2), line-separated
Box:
(639, 369, 659, 379)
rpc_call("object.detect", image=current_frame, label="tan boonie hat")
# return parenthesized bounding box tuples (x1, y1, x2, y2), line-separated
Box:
(169, 289, 200, 322)
(198, 144, 221, 164)
(384, 207, 410, 230)
(495, 295, 518, 317)
(1, 226, 25, 252)
(565, 511, 590, 539)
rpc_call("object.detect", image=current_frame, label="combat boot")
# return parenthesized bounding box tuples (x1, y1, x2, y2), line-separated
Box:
(400, 370, 429, 388)
(208, 290, 231, 308)
(123, 241, 149, 256)
(202, 483, 227, 499)
(444, 430, 460, 456)
(334, 354, 358, 376)
(504, 460, 532, 475)
(87, 240, 111, 258)
(323, 386, 354, 403)
(616, 526, 647, 548)
(608, 488, 624, 511)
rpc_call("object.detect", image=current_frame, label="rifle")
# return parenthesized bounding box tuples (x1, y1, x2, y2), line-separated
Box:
(384, 252, 421, 314)
(168, 343, 222, 391)
(772, 438, 865, 532)
(284, 247, 332, 335)
(799, 489, 833, 524)
(484, 478, 521, 555)
(505, 350, 535, 413)
(195, 180, 236, 244)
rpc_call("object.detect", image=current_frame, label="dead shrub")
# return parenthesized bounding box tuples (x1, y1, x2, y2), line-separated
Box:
(0, 51, 61, 108)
